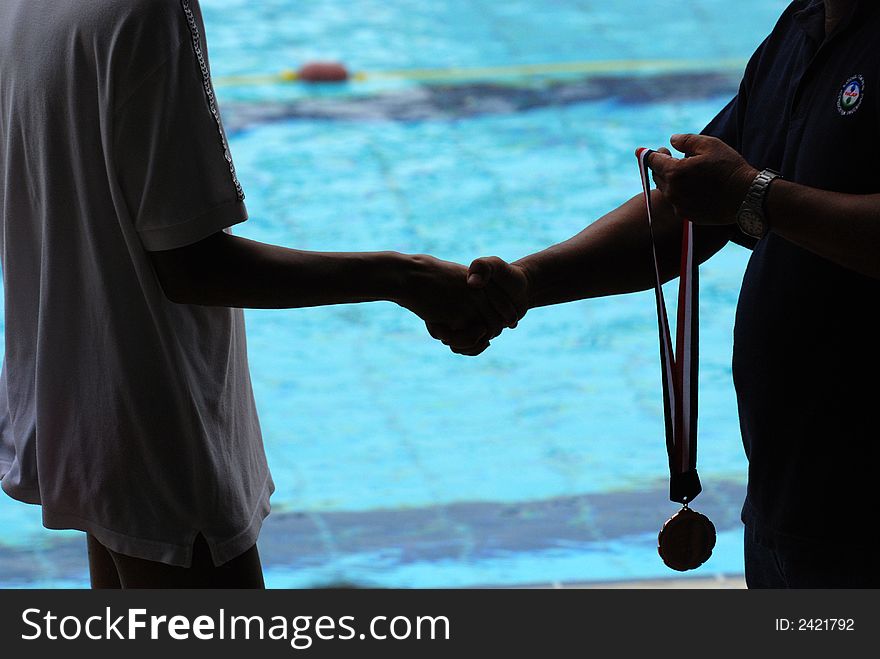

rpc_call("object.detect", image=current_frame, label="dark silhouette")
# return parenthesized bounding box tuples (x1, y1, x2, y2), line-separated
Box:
(466, 0, 880, 588)
(0, 0, 515, 589)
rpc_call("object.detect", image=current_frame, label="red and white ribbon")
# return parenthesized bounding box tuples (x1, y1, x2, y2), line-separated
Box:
(636, 148, 702, 505)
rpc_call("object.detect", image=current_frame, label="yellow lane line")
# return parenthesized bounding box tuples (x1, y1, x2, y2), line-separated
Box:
(213, 58, 747, 87)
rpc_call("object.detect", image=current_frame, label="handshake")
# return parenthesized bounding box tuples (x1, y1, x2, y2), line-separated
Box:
(396, 254, 530, 356)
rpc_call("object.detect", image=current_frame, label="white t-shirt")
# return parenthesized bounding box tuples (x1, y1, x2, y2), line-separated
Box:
(0, 0, 274, 567)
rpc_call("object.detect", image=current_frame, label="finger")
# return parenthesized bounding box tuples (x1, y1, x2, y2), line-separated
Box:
(482, 282, 520, 328)
(444, 323, 489, 350)
(428, 321, 489, 350)
(467, 257, 494, 288)
(645, 150, 677, 177)
(473, 295, 508, 339)
(651, 162, 668, 189)
(649, 148, 675, 190)
(478, 257, 529, 320)
(670, 133, 715, 156)
(452, 339, 490, 357)
(651, 170, 668, 193)
(448, 328, 489, 353)
(426, 322, 454, 346)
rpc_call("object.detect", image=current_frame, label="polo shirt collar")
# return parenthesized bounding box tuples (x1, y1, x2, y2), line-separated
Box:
(793, 0, 825, 42)
(794, 1, 875, 43)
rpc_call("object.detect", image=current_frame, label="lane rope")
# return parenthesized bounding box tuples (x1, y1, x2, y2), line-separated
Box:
(213, 57, 747, 87)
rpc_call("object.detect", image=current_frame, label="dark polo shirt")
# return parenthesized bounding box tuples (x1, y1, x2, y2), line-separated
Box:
(703, 0, 880, 546)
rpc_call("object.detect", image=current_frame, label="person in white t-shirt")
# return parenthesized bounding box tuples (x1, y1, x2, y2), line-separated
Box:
(0, 0, 520, 588)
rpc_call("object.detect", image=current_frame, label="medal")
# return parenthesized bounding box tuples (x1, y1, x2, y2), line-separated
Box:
(657, 505, 717, 571)
(636, 148, 715, 571)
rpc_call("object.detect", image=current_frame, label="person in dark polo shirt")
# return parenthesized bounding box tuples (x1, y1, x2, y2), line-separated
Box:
(455, 0, 880, 587)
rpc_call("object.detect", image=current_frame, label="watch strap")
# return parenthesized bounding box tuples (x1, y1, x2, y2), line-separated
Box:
(736, 169, 781, 238)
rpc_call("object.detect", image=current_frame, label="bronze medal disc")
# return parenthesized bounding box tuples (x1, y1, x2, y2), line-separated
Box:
(657, 507, 717, 572)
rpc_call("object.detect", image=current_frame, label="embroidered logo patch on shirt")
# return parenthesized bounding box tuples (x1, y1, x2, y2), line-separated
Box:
(837, 75, 865, 116)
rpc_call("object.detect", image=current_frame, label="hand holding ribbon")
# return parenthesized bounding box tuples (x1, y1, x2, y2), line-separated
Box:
(637, 146, 716, 571)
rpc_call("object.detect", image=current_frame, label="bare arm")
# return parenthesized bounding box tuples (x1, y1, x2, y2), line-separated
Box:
(149, 231, 514, 355)
(151, 231, 412, 308)
(766, 183, 880, 279)
(513, 190, 732, 309)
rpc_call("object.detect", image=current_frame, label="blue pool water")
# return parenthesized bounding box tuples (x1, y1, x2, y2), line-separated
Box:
(0, 0, 789, 587)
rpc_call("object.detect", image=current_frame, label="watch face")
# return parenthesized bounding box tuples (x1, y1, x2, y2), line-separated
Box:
(738, 209, 763, 237)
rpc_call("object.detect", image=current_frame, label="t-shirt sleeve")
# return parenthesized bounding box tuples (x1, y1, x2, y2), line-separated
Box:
(700, 25, 773, 149)
(701, 94, 741, 151)
(113, 22, 246, 252)
(701, 43, 764, 251)
(701, 93, 757, 250)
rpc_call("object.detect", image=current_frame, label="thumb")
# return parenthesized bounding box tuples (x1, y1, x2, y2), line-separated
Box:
(670, 133, 714, 156)
(467, 257, 494, 288)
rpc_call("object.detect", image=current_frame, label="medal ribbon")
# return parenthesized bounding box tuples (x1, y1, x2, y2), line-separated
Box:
(636, 148, 702, 505)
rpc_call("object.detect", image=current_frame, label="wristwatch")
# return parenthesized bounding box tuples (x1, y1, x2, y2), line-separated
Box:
(736, 168, 781, 239)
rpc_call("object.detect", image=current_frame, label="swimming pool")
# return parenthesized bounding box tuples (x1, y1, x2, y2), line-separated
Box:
(0, 0, 789, 587)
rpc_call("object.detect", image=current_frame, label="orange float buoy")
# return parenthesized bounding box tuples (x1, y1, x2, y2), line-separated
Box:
(296, 61, 350, 83)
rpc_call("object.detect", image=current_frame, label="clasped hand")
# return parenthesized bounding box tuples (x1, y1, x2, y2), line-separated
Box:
(410, 135, 759, 355)
(399, 254, 529, 356)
